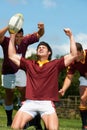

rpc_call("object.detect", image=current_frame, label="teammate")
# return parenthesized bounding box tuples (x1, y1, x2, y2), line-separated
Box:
(8, 28, 77, 130)
(0, 22, 44, 129)
(59, 43, 87, 130)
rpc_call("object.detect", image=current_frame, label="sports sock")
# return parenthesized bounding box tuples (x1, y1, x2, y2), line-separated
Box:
(5, 104, 13, 126)
(79, 109, 87, 128)
(5, 109, 13, 126)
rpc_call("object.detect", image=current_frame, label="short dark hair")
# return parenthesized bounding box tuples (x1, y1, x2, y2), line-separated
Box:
(76, 42, 83, 51)
(37, 41, 52, 60)
(18, 28, 24, 35)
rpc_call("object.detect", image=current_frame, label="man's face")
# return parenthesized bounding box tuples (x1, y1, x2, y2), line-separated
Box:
(15, 32, 23, 45)
(37, 45, 51, 59)
(75, 50, 83, 62)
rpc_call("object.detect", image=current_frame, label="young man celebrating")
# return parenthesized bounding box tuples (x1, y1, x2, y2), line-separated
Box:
(8, 28, 77, 130)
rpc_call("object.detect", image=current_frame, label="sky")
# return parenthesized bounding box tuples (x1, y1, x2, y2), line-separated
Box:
(0, 0, 87, 59)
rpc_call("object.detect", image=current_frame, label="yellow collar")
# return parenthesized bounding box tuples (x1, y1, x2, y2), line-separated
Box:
(80, 50, 86, 64)
(37, 60, 49, 67)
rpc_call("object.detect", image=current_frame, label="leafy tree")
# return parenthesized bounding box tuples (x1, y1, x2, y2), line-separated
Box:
(27, 53, 37, 60)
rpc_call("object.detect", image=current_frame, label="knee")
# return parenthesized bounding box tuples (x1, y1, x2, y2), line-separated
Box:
(11, 124, 18, 130)
(48, 126, 58, 130)
(47, 122, 59, 130)
(11, 124, 24, 130)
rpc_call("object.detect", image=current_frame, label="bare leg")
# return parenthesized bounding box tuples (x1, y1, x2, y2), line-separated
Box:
(11, 110, 33, 129)
(4, 88, 14, 126)
(42, 112, 59, 130)
(17, 86, 26, 102)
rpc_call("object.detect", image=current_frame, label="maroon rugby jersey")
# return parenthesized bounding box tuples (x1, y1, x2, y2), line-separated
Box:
(67, 50, 87, 77)
(1, 33, 39, 74)
(20, 57, 65, 101)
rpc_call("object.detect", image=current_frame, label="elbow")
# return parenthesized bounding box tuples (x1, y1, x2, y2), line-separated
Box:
(8, 53, 14, 61)
(8, 51, 11, 60)
(72, 55, 77, 61)
(73, 53, 78, 60)
(9, 55, 12, 61)
(71, 50, 77, 60)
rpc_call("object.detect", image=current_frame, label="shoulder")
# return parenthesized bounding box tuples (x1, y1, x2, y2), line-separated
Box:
(85, 49, 87, 53)
(50, 57, 65, 67)
(20, 57, 34, 64)
(0, 36, 9, 45)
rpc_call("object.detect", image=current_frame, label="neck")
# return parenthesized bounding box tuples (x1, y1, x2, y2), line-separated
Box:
(38, 57, 48, 62)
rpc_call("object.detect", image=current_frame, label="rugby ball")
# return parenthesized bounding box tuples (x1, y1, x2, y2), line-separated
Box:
(8, 13, 24, 33)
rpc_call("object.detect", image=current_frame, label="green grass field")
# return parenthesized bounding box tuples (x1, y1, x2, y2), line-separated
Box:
(0, 105, 82, 130)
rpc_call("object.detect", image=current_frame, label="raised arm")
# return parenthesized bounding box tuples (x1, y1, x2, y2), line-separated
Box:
(36, 22, 45, 38)
(59, 74, 73, 96)
(0, 26, 8, 43)
(8, 34, 21, 66)
(63, 28, 77, 67)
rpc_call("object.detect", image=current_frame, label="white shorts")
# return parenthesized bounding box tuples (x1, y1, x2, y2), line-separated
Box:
(2, 69, 26, 89)
(19, 100, 56, 118)
(79, 76, 87, 87)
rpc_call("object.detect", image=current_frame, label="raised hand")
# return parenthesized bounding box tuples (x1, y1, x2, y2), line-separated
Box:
(64, 28, 72, 37)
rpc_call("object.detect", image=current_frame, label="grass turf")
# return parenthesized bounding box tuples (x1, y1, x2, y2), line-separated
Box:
(0, 105, 82, 130)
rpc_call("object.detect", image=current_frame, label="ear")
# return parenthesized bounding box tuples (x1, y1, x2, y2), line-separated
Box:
(48, 51, 51, 55)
